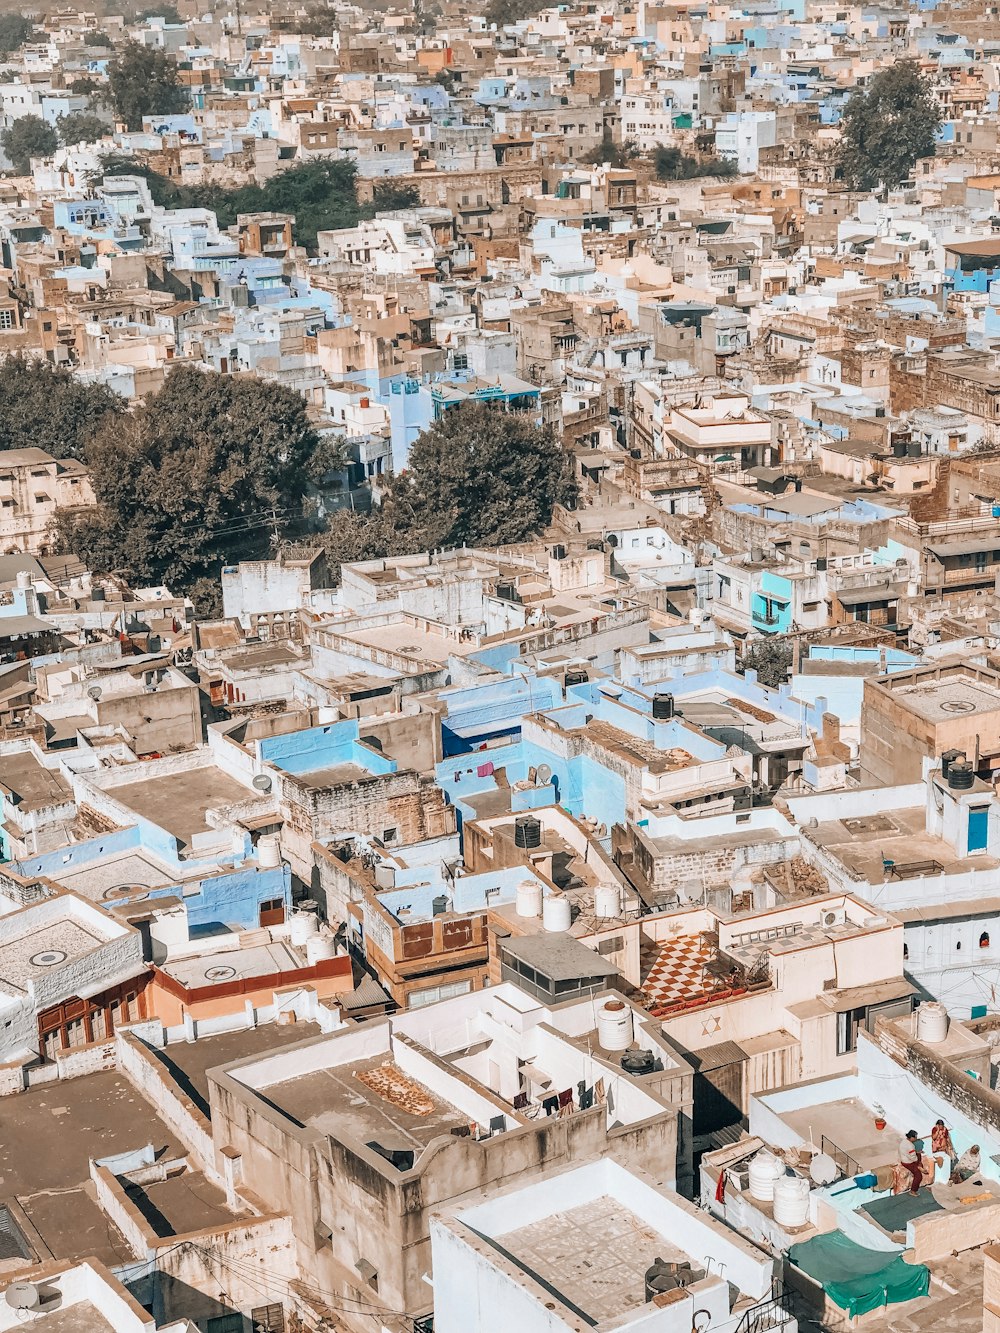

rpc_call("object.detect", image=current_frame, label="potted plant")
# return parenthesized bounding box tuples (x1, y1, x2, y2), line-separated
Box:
(873, 1104, 887, 1131)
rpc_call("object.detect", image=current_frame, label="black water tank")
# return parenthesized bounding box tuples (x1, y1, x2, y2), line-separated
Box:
(621, 1048, 656, 1076)
(514, 816, 542, 849)
(816, 556, 828, 571)
(565, 669, 589, 687)
(941, 748, 965, 781)
(652, 692, 675, 720)
(432, 894, 449, 916)
(949, 760, 975, 790)
(644, 1259, 677, 1302)
(551, 544, 566, 560)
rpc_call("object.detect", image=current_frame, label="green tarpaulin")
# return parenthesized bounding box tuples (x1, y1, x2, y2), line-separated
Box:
(788, 1230, 930, 1318)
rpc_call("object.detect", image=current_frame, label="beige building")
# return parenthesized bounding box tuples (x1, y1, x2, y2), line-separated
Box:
(0, 448, 94, 555)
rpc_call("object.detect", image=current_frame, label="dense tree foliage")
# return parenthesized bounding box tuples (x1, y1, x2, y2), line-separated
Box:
(135, 4, 182, 21)
(107, 41, 188, 131)
(0, 358, 123, 457)
(839, 61, 941, 191)
(742, 639, 793, 689)
(57, 112, 111, 146)
(483, 0, 545, 25)
(97, 155, 419, 252)
(581, 133, 640, 168)
(0, 15, 36, 53)
(322, 403, 578, 571)
(653, 145, 738, 181)
(1, 115, 58, 173)
(55, 367, 322, 588)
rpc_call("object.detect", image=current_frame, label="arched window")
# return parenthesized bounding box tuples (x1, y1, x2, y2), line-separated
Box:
(982, 932, 991, 949)
(956, 940, 962, 950)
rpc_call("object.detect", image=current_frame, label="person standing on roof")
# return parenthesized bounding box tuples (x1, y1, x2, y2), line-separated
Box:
(899, 1130, 922, 1195)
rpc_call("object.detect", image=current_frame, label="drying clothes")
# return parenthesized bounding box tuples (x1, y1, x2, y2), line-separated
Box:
(579, 1087, 594, 1111)
(541, 1094, 559, 1116)
(558, 1088, 574, 1108)
(477, 761, 495, 777)
(594, 1078, 606, 1105)
(513, 1092, 529, 1110)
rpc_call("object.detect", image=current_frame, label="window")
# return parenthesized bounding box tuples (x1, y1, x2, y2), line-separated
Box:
(251, 1305, 285, 1333)
(382, 827, 397, 843)
(836, 1004, 866, 1054)
(981, 932, 991, 949)
(0, 309, 13, 330)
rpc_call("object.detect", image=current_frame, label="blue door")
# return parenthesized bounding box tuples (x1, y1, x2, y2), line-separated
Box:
(969, 806, 989, 853)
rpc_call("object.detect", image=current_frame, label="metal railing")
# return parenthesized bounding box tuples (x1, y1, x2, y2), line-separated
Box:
(735, 1283, 796, 1333)
(821, 1133, 860, 1181)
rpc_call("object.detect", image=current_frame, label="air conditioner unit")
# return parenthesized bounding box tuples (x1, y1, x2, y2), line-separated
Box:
(822, 908, 847, 928)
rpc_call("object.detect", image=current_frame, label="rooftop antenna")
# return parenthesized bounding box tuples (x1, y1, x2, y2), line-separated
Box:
(87, 684, 102, 701)
(252, 773, 273, 793)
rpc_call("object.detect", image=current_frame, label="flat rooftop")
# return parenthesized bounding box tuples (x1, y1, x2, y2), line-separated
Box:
(160, 940, 314, 989)
(52, 847, 196, 904)
(0, 752, 71, 811)
(25, 1305, 117, 1332)
(0, 918, 107, 996)
(125, 1167, 249, 1237)
(147, 1019, 323, 1117)
(783, 1096, 898, 1172)
(111, 766, 251, 843)
(0, 1070, 184, 1266)
(496, 1194, 688, 1324)
(885, 674, 1000, 721)
(263, 1054, 470, 1149)
(808, 804, 1000, 881)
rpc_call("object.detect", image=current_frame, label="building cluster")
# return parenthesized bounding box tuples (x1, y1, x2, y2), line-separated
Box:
(9, 1, 1000, 1332)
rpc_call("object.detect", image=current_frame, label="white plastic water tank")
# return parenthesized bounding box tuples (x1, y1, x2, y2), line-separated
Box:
(543, 894, 572, 932)
(689, 607, 706, 627)
(916, 1001, 949, 1044)
(306, 935, 337, 966)
(290, 912, 320, 947)
(594, 884, 621, 918)
(772, 1174, 810, 1228)
(596, 997, 633, 1051)
(748, 1150, 785, 1202)
(516, 880, 543, 918)
(257, 834, 281, 869)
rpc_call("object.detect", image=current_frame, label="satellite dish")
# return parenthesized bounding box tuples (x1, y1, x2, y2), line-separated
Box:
(810, 1153, 838, 1186)
(536, 764, 553, 785)
(87, 684, 103, 701)
(252, 774, 273, 792)
(5, 1283, 39, 1312)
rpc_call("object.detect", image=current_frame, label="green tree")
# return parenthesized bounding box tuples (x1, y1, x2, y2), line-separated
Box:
(0, 357, 123, 457)
(57, 112, 110, 146)
(1, 115, 57, 173)
(135, 4, 182, 21)
(84, 30, 114, 47)
(107, 40, 188, 131)
(742, 639, 793, 689)
(55, 366, 321, 589)
(839, 61, 941, 191)
(581, 133, 640, 168)
(0, 15, 36, 53)
(323, 403, 578, 572)
(653, 144, 738, 180)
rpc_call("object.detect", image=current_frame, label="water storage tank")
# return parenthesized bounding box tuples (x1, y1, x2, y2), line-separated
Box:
(516, 880, 543, 918)
(595, 884, 621, 918)
(257, 834, 281, 869)
(514, 816, 542, 849)
(543, 894, 572, 932)
(773, 1175, 810, 1228)
(597, 997, 633, 1050)
(941, 749, 965, 781)
(652, 692, 675, 720)
(290, 912, 320, 946)
(689, 607, 705, 627)
(948, 760, 975, 790)
(916, 1001, 949, 1044)
(748, 1151, 785, 1202)
(306, 936, 337, 966)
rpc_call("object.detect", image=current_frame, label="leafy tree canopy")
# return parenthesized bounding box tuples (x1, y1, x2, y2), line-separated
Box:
(84, 29, 114, 47)
(55, 366, 322, 589)
(0, 115, 58, 174)
(96, 154, 417, 252)
(742, 639, 793, 689)
(107, 41, 188, 132)
(839, 60, 941, 191)
(0, 15, 36, 53)
(135, 4, 182, 21)
(57, 111, 111, 146)
(653, 144, 738, 181)
(0, 357, 123, 458)
(581, 133, 640, 168)
(322, 403, 578, 572)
